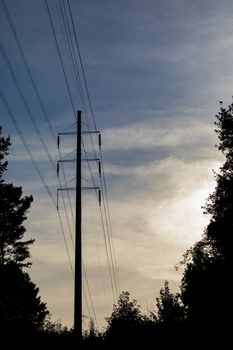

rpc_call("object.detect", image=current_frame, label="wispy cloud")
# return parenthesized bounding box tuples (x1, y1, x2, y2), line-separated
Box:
(1, 0, 233, 330)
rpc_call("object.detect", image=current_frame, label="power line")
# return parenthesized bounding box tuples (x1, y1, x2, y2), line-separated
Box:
(0, 40, 56, 171)
(0, 38, 77, 272)
(67, 0, 97, 131)
(66, 0, 120, 296)
(82, 142, 118, 303)
(1, 0, 77, 256)
(0, 0, 57, 143)
(2, 0, 120, 329)
(58, 0, 89, 123)
(62, 2, 119, 294)
(83, 262, 99, 329)
(45, 2, 101, 328)
(0, 86, 74, 276)
(44, 0, 76, 116)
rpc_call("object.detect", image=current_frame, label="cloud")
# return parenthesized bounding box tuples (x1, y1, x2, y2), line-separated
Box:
(102, 118, 214, 151)
(1, 0, 233, 331)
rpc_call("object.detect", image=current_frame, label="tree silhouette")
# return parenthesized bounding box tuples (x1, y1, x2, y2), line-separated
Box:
(0, 127, 49, 335)
(104, 291, 145, 344)
(0, 263, 48, 334)
(180, 102, 233, 337)
(0, 126, 11, 179)
(154, 280, 184, 327)
(82, 318, 103, 348)
(0, 182, 34, 267)
(0, 128, 34, 267)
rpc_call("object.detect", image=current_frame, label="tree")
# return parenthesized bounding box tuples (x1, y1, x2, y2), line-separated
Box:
(104, 291, 145, 344)
(82, 318, 103, 348)
(204, 102, 233, 257)
(0, 127, 49, 334)
(0, 263, 48, 334)
(0, 126, 11, 180)
(180, 102, 233, 336)
(0, 183, 34, 267)
(0, 128, 34, 267)
(154, 280, 184, 327)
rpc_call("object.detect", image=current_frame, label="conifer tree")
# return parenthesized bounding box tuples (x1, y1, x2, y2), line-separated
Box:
(0, 127, 48, 334)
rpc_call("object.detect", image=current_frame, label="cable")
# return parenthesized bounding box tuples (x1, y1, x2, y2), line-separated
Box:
(1, 0, 57, 143)
(0, 40, 56, 171)
(66, 0, 120, 295)
(84, 188, 109, 311)
(0, 86, 74, 276)
(1, 0, 77, 251)
(58, 0, 89, 123)
(45, 0, 101, 325)
(82, 142, 118, 303)
(100, 161, 121, 295)
(2, 0, 114, 327)
(0, 38, 76, 265)
(44, 0, 76, 116)
(67, 0, 96, 130)
(46, 0, 120, 320)
(83, 262, 99, 329)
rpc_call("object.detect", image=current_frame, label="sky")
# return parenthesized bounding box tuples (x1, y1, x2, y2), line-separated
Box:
(0, 0, 232, 331)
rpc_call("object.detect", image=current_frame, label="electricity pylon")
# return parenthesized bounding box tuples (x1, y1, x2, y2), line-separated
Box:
(57, 110, 101, 340)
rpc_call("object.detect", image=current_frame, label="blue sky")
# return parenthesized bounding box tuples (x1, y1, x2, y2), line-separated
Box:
(0, 0, 232, 330)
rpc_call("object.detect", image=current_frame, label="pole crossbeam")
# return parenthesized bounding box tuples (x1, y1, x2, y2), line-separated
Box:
(58, 158, 100, 163)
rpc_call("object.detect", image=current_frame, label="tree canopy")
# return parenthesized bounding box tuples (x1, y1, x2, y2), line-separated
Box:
(0, 126, 11, 180)
(104, 291, 145, 343)
(179, 102, 233, 336)
(1, 98, 233, 343)
(0, 127, 48, 335)
(155, 280, 184, 327)
(0, 128, 34, 268)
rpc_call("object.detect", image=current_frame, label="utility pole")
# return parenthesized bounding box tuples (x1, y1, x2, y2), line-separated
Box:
(74, 110, 82, 339)
(57, 110, 101, 341)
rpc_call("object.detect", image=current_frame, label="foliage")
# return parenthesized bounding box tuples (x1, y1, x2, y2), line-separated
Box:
(0, 127, 48, 333)
(104, 291, 144, 342)
(0, 126, 11, 180)
(180, 102, 233, 334)
(82, 318, 103, 348)
(203, 103, 233, 258)
(0, 128, 34, 267)
(0, 182, 34, 267)
(83, 318, 99, 339)
(154, 280, 184, 326)
(41, 315, 69, 335)
(0, 262, 49, 334)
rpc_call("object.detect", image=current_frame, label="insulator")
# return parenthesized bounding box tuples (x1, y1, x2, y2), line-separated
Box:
(98, 189, 101, 206)
(57, 135, 60, 149)
(57, 190, 59, 211)
(98, 133, 101, 149)
(98, 161, 101, 177)
(57, 163, 59, 177)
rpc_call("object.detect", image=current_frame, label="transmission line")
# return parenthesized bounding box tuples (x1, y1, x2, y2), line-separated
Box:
(0, 87, 74, 276)
(46, 0, 120, 322)
(1, 0, 57, 142)
(0, 40, 56, 172)
(0, 0, 77, 253)
(66, 0, 120, 296)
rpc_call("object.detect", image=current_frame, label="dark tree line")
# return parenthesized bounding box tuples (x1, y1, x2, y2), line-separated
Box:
(84, 100, 233, 347)
(0, 127, 48, 337)
(179, 101, 233, 340)
(1, 99, 232, 346)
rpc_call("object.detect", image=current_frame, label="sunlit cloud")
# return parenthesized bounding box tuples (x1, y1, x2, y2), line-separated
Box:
(1, 0, 232, 331)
